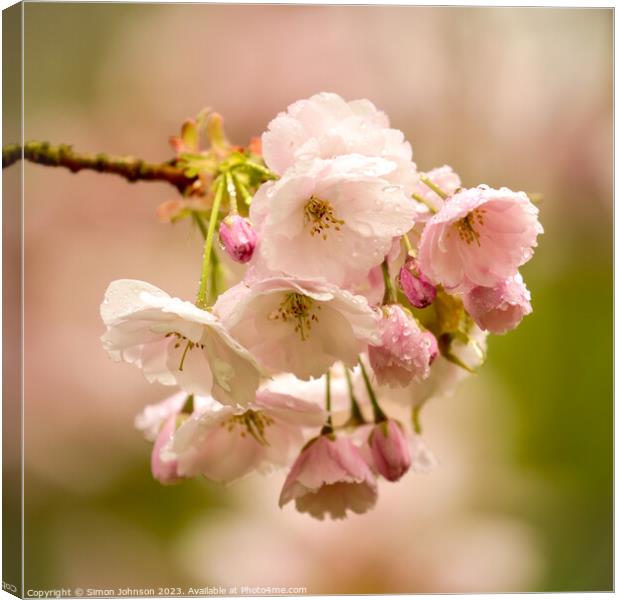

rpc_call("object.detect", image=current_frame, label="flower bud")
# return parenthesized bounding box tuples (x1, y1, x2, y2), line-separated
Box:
(219, 215, 258, 263)
(463, 273, 532, 334)
(369, 419, 411, 482)
(422, 330, 439, 365)
(368, 304, 433, 387)
(399, 257, 437, 308)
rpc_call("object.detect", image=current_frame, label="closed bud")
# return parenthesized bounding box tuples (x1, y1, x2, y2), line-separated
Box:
(219, 215, 258, 263)
(369, 419, 411, 482)
(399, 257, 437, 308)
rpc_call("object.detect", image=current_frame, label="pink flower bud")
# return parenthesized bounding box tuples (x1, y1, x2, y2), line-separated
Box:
(151, 415, 182, 485)
(463, 273, 532, 334)
(219, 215, 258, 263)
(368, 304, 432, 387)
(369, 420, 411, 482)
(399, 257, 437, 308)
(422, 330, 439, 364)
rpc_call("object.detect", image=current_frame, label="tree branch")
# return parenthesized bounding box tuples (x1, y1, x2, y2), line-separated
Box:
(2, 141, 197, 193)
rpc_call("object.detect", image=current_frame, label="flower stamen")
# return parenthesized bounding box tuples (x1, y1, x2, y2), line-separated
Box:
(303, 196, 345, 240)
(165, 332, 206, 371)
(455, 208, 485, 246)
(220, 410, 275, 445)
(269, 293, 321, 341)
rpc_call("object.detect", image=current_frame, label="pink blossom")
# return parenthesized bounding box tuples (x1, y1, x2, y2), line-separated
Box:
(151, 415, 183, 485)
(100, 280, 263, 407)
(418, 186, 543, 292)
(219, 215, 258, 263)
(463, 273, 533, 334)
(261, 92, 416, 189)
(249, 155, 417, 287)
(399, 256, 437, 308)
(213, 277, 380, 380)
(279, 434, 378, 520)
(164, 389, 325, 484)
(369, 419, 411, 482)
(368, 305, 432, 387)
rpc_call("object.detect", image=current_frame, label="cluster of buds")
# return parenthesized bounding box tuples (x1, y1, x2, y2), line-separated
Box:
(101, 93, 542, 519)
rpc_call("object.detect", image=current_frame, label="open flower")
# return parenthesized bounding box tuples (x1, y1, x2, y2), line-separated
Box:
(100, 279, 263, 406)
(279, 434, 378, 520)
(135, 391, 212, 484)
(214, 277, 380, 380)
(368, 304, 433, 387)
(418, 186, 543, 292)
(249, 155, 417, 287)
(261, 92, 416, 184)
(463, 272, 533, 334)
(161, 389, 325, 484)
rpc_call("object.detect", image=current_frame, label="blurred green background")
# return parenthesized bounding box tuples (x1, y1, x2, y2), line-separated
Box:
(13, 4, 612, 594)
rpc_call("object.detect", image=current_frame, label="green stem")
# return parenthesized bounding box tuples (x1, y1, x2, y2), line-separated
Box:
(181, 394, 195, 415)
(412, 191, 438, 214)
(321, 370, 334, 434)
(196, 177, 225, 309)
(244, 160, 278, 180)
(225, 171, 238, 214)
(358, 358, 386, 423)
(232, 172, 253, 205)
(208, 249, 222, 306)
(344, 368, 366, 426)
(419, 174, 448, 200)
(401, 234, 414, 256)
(412, 404, 422, 434)
(381, 260, 397, 305)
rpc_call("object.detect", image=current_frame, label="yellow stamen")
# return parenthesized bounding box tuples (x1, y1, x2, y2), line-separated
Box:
(269, 292, 321, 341)
(303, 196, 345, 240)
(455, 208, 486, 246)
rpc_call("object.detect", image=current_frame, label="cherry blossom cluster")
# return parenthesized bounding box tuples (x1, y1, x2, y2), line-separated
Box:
(100, 93, 543, 520)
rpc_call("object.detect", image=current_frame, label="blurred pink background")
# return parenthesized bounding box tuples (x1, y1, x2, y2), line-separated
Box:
(15, 4, 612, 593)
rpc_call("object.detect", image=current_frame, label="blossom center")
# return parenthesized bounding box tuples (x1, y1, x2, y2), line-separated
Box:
(221, 409, 275, 445)
(455, 208, 485, 245)
(303, 196, 344, 240)
(269, 293, 321, 341)
(165, 331, 205, 371)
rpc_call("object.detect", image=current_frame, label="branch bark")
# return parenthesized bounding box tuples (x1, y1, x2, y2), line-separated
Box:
(2, 141, 197, 193)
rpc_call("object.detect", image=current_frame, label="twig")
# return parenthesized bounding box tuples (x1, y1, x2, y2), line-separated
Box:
(2, 141, 197, 193)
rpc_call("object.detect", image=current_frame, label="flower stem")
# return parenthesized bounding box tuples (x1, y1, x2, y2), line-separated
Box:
(344, 368, 366, 426)
(225, 171, 238, 214)
(412, 405, 422, 434)
(358, 358, 386, 423)
(321, 370, 334, 435)
(244, 161, 278, 180)
(232, 171, 253, 205)
(412, 191, 438, 214)
(196, 177, 225, 309)
(419, 174, 448, 200)
(3, 141, 195, 192)
(401, 234, 415, 256)
(381, 260, 397, 305)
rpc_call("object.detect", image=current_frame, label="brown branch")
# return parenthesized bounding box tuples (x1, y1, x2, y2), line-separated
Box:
(2, 141, 197, 193)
